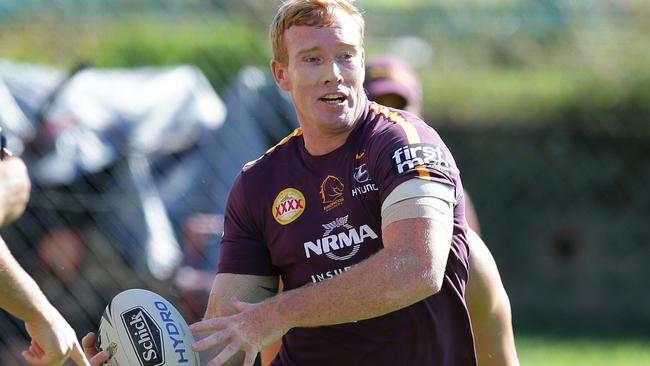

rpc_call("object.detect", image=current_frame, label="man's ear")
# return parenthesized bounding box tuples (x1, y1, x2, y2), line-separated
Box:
(271, 59, 290, 91)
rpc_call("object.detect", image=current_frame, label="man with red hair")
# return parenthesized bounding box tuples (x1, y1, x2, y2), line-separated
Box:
(192, 1, 478, 365)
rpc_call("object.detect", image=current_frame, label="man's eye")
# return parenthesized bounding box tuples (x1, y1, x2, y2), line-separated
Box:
(339, 53, 355, 62)
(305, 56, 320, 63)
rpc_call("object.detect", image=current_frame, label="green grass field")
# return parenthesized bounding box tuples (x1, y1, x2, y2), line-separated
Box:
(517, 334, 650, 366)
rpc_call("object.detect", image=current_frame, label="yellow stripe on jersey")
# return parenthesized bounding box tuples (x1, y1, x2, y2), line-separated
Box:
(370, 103, 431, 179)
(244, 128, 303, 168)
(266, 128, 303, 154)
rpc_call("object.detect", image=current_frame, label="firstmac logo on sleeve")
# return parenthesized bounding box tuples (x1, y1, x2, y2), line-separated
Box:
(391, 143, 451, 174)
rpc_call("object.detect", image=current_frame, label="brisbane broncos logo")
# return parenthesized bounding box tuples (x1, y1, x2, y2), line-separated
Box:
(320, 175, 345, 211)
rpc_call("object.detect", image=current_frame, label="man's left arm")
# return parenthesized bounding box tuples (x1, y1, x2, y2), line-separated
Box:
(192, 211, 453, 365)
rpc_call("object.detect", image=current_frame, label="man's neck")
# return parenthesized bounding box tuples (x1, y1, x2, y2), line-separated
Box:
(299, 98, 367, 156)
(302, 128, 352, 156)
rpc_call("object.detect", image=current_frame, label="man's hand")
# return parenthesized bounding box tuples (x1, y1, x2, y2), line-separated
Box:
(81, 332, 111, 366)
(0, 152, 31, 226)
(21, 307, 90, 366)
(191, 297, 286, 366)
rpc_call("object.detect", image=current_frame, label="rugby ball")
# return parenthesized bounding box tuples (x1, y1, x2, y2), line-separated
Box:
(98, 289, 200, 366)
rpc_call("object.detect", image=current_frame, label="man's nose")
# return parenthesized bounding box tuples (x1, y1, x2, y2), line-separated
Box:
(322, 60, 343, 85)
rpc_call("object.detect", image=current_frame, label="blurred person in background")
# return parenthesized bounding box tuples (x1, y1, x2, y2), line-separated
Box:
(0, 148, 91, 366)
(364, 56, 484, 228)
(364, 55, 519, 366)
(191, 0, 476, 365)
(174, 213, 224, 324)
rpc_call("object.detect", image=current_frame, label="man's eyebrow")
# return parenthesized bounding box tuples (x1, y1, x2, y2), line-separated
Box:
(296, 46, 320, 56)
(296, 42, 357, 57)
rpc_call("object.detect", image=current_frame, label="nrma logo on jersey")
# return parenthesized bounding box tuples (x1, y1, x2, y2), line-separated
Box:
(122, 307, 164, 366)
(304, 215, 378, 261)
(392, 143, 450, 174)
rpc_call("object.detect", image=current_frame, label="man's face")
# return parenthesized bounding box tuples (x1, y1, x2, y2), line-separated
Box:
(272, 10, 366, 136)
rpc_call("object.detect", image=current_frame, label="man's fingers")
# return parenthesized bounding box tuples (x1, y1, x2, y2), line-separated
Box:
(243, 350, 258, 366)
(82, 332, 111, 365)
(190, 317, 225, 333)
(229, 297, 250, 313)
(89, 351, 111, 366)
(20, 350, 40, 364)
(29, 341, 44, 358)
(81, 332, 96, 347)
(192, 330, 230, 352)
(81, 332, 99, 357)
(207, 343, 241, 366)
(70, 341, 92, 366)
(21, 350, 58, 365)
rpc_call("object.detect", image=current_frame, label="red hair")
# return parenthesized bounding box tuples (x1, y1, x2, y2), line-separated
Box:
(270, 0, 365, 63)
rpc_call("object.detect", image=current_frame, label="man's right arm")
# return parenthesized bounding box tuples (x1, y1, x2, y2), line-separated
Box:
(198, 273, 280, 365)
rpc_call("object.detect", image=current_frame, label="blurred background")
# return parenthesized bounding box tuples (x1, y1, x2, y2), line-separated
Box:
(1, 0, 649, 365)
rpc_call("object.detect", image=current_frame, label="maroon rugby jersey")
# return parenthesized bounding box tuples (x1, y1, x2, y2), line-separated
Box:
(219, 101, 476, 365)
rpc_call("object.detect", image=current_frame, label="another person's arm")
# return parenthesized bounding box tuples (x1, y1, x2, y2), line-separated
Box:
(0, 236, 90, 366)
(465, 229, 519, 366)
(0, 153, 90, 366)
(0, 152, 30, 226)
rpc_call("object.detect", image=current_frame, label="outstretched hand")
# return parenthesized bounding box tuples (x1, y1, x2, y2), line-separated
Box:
(21, 309, 89, 366)
(191, 297, 286, 366)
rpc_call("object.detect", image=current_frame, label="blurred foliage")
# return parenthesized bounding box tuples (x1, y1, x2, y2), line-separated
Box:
(363, 1, 650, 132)
(0, 0, 649, 128)
(0, 13, 270, 92)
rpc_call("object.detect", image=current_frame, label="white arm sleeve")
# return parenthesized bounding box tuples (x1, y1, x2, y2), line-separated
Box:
(381, 179, 456, 212)
(381, 180, 456, 231)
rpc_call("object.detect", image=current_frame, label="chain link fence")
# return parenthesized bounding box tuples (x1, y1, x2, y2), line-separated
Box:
(1, 1, 649, 364)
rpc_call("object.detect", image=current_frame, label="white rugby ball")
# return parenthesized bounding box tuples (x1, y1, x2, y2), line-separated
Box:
(98, 288, 200, 366)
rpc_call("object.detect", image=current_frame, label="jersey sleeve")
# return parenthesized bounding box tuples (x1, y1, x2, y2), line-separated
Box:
(366, 110, 461, 207)
(217, 171, 280, 276)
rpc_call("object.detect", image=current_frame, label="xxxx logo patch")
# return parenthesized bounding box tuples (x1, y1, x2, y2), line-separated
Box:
(273, 188, 306, 225)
